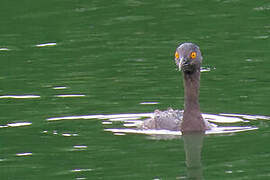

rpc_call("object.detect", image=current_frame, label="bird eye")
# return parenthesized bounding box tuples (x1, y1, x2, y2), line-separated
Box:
(190, 52, 197, 59)
(175, 51, 179, 59)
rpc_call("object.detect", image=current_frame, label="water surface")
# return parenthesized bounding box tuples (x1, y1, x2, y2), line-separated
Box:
(0, 0, 270, 179)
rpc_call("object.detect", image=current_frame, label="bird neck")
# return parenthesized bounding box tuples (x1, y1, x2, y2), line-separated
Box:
(181, 69, 206, 132)
(183, 70, 201, 112)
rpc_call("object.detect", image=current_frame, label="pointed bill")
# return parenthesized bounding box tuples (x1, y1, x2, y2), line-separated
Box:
(178, 57, 184, 71)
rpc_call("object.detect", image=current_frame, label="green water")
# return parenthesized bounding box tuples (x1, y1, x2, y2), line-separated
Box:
(0, 0, 270, 179)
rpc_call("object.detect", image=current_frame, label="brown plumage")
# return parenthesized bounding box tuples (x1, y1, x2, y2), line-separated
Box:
(142, 43, 210, 133)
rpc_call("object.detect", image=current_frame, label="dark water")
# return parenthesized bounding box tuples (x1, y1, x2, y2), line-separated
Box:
(0, 0, 270, 179)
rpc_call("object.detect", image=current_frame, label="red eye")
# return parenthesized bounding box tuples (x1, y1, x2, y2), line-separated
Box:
(190, 52, 197, 59)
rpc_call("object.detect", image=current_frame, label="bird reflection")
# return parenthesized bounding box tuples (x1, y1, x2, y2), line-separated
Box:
(182, 132, 205, 180)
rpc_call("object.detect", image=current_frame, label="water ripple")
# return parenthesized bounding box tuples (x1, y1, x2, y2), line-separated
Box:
(52, 86, 68, 90)
(105, 126, 258, 136)
(0, 122, 32, 128)
(0, 95, 40, 99)
(54, 94, 86, 98)
(140, 102, 160, 105)
(0, 48, 10, 51)
(16, 152, 33, 157)
(46, 112, 269, 136)
(36, 42, 57, 47)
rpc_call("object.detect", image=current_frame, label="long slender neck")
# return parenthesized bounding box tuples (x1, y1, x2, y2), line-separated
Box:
(181, 69, 206, 133)
(183, 70, 201, 112)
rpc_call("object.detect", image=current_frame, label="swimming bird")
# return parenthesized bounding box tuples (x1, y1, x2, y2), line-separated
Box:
(142, 43, 210, 133)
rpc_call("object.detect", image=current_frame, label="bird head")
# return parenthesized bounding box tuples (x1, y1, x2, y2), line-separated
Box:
(174, 43, 203, 74)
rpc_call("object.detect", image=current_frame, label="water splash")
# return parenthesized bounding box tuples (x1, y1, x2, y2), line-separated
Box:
(200, 67, 212, 72)
(46, 112, 268, 136)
